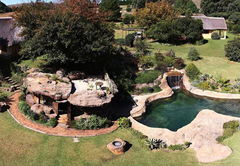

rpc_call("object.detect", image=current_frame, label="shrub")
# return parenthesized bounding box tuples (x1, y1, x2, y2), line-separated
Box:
(167, 49, 175, 58)
(135, 40, 149, 55)
(211, 32, 220, 40)
(135, 70, 160, 84)
(225, 37, 240, 62)
(199, 81, 210, 90)
(187, 47, 200, 61)
(163, 56, 175, 67)
(223, 120, 239, 130)
(126, 4, 131, 12)
(39, 111, 48, 123)
(185, 63, 201, 80)
(49, 118, 58, 127)
(155, 61, 168, 73)
(216, 120, 239, 143)
(125, 33, 135, 47)
(0, 92, 8, 102)
(18, 101, 31, 115)
(74, 115, 111, 130)
(145, 138, 166, 150)
(174, 58, 185, 69)
(139, 55, 155, 68)
(168, 144, 185, 151)
(155, 52, 164, 62)
(117, 117, 131, 128)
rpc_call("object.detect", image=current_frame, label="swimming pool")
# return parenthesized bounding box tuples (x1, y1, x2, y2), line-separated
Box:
(136, 90, 240, 131)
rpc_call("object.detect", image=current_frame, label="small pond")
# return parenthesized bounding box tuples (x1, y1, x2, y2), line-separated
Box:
(136, 90, 240, 131)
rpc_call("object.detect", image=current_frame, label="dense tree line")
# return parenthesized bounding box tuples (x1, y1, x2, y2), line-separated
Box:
(174, 0, 198, 15)
(201, 0, 240, 17)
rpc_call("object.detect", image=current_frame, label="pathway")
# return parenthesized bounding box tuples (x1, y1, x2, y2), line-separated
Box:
(7, 92, 118, 137)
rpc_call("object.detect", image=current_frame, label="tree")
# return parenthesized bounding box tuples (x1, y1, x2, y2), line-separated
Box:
(0, 1, 12, 13)
(122, 14, 135, 24)
(14, 0, 115, 67)
(225, 37, 240, 62)
(147, 17, 203, 44)
(132, 0, 159, 9)
(99, 0, 121, 21)
(186, 0, 199, 13)
(134, 1, 179, 28)
(174, 17, 203, 43)
(146, 21, 180, 43)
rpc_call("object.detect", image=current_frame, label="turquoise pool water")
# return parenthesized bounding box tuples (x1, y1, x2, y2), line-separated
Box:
(136, 90, 240, 131)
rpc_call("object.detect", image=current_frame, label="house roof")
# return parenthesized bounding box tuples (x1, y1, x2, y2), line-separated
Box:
(192, 16, 227, 30)
(0, 17, 23, 47)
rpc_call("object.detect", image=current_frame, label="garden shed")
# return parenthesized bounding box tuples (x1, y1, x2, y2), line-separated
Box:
(192, 15, 227, 39)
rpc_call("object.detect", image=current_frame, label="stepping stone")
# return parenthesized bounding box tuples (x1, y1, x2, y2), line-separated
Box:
(73, 138, 79, 143)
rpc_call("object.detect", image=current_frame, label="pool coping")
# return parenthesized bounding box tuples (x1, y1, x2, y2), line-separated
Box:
(129, 70, 240, 163)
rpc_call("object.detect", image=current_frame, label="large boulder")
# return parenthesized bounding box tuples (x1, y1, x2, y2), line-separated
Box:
(25, 72, 72, 100)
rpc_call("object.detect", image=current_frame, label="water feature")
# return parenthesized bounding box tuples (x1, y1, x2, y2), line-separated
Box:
(136, 90, 240, 131)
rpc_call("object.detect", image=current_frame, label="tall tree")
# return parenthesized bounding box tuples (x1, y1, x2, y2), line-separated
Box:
(14, 0, 115, 67)
(99, 0, 121, 21)
(174, 0, 198, 15)
(0, 1, 12, 13)
(134, 1, 179, 28)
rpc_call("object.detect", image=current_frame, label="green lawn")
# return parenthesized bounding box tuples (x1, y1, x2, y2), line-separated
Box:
(1, 111, 240, 166)
(115, 30, 240, 81)
(19, 56, 47, 69)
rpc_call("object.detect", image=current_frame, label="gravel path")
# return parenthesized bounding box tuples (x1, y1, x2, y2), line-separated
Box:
(7, 92, 118, 137)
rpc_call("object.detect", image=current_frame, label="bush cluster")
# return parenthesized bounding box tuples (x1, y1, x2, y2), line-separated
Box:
(185, 63, 201, 80)
(187, 47, 200, 61)
(168, 144, 185, 151)
(74, 115, 112, 130)
(117, 117, 131, 128)
(18, 101, 57, 127)
(211, 32, 220, 40)
(216, 120, 239, 143)
(145, 138, 167, 150)
(135, 70, 161, 84)
(0, 91, 8, 101)
(128, 128, 148, 149)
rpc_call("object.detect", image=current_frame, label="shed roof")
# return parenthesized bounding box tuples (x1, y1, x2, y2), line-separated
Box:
(192, 16, 227, 30)
(0, 17, 23, 46)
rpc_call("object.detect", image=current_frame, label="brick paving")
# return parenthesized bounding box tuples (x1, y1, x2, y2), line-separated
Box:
(7, 92, 118, 137)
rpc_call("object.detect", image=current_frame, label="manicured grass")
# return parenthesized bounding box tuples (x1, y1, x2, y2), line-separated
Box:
(19, 56, 47, 69)
(2, 111, 240, 165)
(115, 29, 240, 81)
